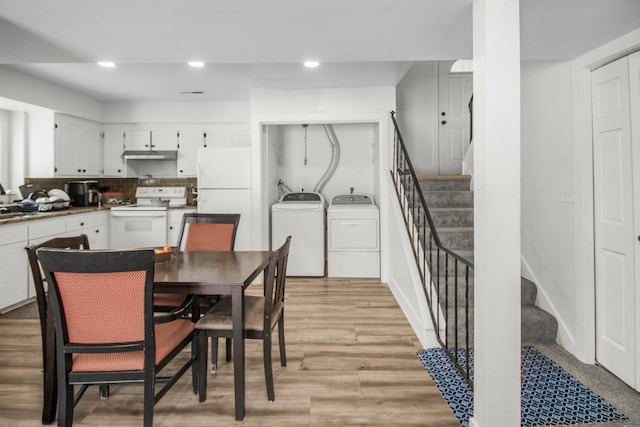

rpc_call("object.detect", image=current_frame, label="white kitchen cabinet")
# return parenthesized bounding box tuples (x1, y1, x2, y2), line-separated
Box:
(0, 224, 29, 311)
(123, 130, 152, 151)
(86, 211, 109, 249)
(0, 210, 111, 311)
(103, 130, 125, 177)
(27, 217, 68, 298)
(177, 130, 202, 177)
(167, 208, 196, 247)
(55, 124, 102, 177)
(151, 130, 178, 151)
(66, 211, 109, 249)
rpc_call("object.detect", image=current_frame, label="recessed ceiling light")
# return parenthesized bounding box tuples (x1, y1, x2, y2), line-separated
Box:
(304, 60, 320, 68)
(188, 61, 205, 68)
(97, 61, 116, 68)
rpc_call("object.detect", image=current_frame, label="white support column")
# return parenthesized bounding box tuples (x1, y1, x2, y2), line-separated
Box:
(470, 0, 521, 426)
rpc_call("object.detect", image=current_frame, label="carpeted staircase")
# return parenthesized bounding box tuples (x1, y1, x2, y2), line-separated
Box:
(417, 174, 558, 345)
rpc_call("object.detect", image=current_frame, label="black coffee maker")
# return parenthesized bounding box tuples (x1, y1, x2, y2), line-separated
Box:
(66, 180, 100, 207)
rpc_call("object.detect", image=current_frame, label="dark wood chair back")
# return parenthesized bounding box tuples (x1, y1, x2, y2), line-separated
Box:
(37, 248, 198, 427)
(176, 213, 241, 252)
(25, 234, 90, 424)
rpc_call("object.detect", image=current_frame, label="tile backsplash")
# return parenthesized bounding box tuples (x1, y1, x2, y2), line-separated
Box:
(24, 177, 197, 205)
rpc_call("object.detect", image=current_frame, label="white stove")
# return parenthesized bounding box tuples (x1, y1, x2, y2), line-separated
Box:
(109, 187, 186, 248)
(111, 186, 187, 212)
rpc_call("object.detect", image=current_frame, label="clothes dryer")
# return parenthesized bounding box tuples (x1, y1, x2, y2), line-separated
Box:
(327, 194, 380, 277)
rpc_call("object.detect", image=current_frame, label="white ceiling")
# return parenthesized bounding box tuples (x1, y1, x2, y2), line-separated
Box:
(1, 0, 640, 102)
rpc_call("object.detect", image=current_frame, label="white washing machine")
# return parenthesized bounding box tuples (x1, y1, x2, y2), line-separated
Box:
(271, 192, 326, 276)
(327, 194, 380, 278)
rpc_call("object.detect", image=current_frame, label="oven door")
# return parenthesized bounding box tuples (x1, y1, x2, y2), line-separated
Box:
(109, 209, 168, 249)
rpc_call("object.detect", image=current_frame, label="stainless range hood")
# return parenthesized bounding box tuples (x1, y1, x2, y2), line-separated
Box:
(121, 150, 178, 160)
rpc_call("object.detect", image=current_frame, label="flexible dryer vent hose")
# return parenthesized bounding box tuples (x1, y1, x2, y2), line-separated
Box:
(314, 124, 341, 194)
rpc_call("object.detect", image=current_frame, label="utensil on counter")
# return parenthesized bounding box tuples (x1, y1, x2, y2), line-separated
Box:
(47, 189, 71, 202)
(18, 198, 38, 213)
(19, 183, 41, 199)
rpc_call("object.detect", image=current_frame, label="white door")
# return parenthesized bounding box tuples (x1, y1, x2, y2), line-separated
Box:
(629, 51, 640, 391)
(592, 56, 636, 388)
(438, 61, 473, 175)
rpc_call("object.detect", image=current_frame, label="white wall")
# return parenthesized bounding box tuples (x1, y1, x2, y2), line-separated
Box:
(249, 86, 439, 347)
(520, 60, 575, 349)
(271, 122, 377, 202)
(250, 87, 394, 253)
(0, 66, 103, 122)
(102, 101, 250, 123)
(395, 62, 439, 174)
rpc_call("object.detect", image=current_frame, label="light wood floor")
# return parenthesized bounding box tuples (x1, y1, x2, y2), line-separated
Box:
(0, 278, 459, 426)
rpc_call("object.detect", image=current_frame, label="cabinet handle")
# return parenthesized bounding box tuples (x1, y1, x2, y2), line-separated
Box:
(77, 169, 82, 173)
(95, 229, 99, 233)
(169, 226, 174, 230)
(118, 169, 121, 173)
(80, 222, 85, 226)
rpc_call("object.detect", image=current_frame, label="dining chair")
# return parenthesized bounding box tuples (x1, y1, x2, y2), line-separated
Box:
(155, 212, 241, 371)
(37, 248, 198, 427)
(26, 235, 90, 424)
(196, 235, 291, 403)
(176, 212, 241, 252)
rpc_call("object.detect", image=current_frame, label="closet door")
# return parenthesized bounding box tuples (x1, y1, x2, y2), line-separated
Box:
(592, 56, 635, 388)
(629, 50, 640, 391)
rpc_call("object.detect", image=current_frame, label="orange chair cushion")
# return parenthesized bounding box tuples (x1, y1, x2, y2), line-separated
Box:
(184, 223, 235, 251)
(71, 319, 195, 372)
(55, 271, 146, 343)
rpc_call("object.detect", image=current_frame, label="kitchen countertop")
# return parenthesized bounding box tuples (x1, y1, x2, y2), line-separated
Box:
(0, 206, 111, 225)
(0, 204, 196, 226)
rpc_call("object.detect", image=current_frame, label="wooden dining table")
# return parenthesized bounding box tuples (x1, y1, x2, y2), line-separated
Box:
(154, 250, 272, 421)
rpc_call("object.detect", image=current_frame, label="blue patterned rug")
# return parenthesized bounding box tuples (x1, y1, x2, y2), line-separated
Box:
(417, 346, 627, 426)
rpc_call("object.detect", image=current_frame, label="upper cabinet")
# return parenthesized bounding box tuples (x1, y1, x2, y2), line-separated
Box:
(177, 130, 204, 177)
(123, 130, 151, 151)
(122, 130, 178, 151)
(151, 130, 178, 151)
(102, 130, 125, 177)
(54, 117, 102, 177)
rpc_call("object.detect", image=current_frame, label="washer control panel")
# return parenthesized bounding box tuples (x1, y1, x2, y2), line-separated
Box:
(331, 194, 373, 205)
(281, 192, 322, 203)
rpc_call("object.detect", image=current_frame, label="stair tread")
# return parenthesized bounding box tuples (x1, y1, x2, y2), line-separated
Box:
(417, 174, 472, 180)
(430, 207, 474, 212)
(423, 190, 474, 194)
(434, 226, 474, 232)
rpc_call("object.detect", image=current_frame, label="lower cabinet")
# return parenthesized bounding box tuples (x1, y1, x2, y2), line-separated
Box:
(0, 210, 113, 312)
(66, 211, 109, 249)
(27, 217, 67, 299)
(167, 209, 196, 247)
(0, 225, 29, 311)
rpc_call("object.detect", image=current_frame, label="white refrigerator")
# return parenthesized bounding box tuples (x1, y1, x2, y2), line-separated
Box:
(197, 147, 252, 250)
